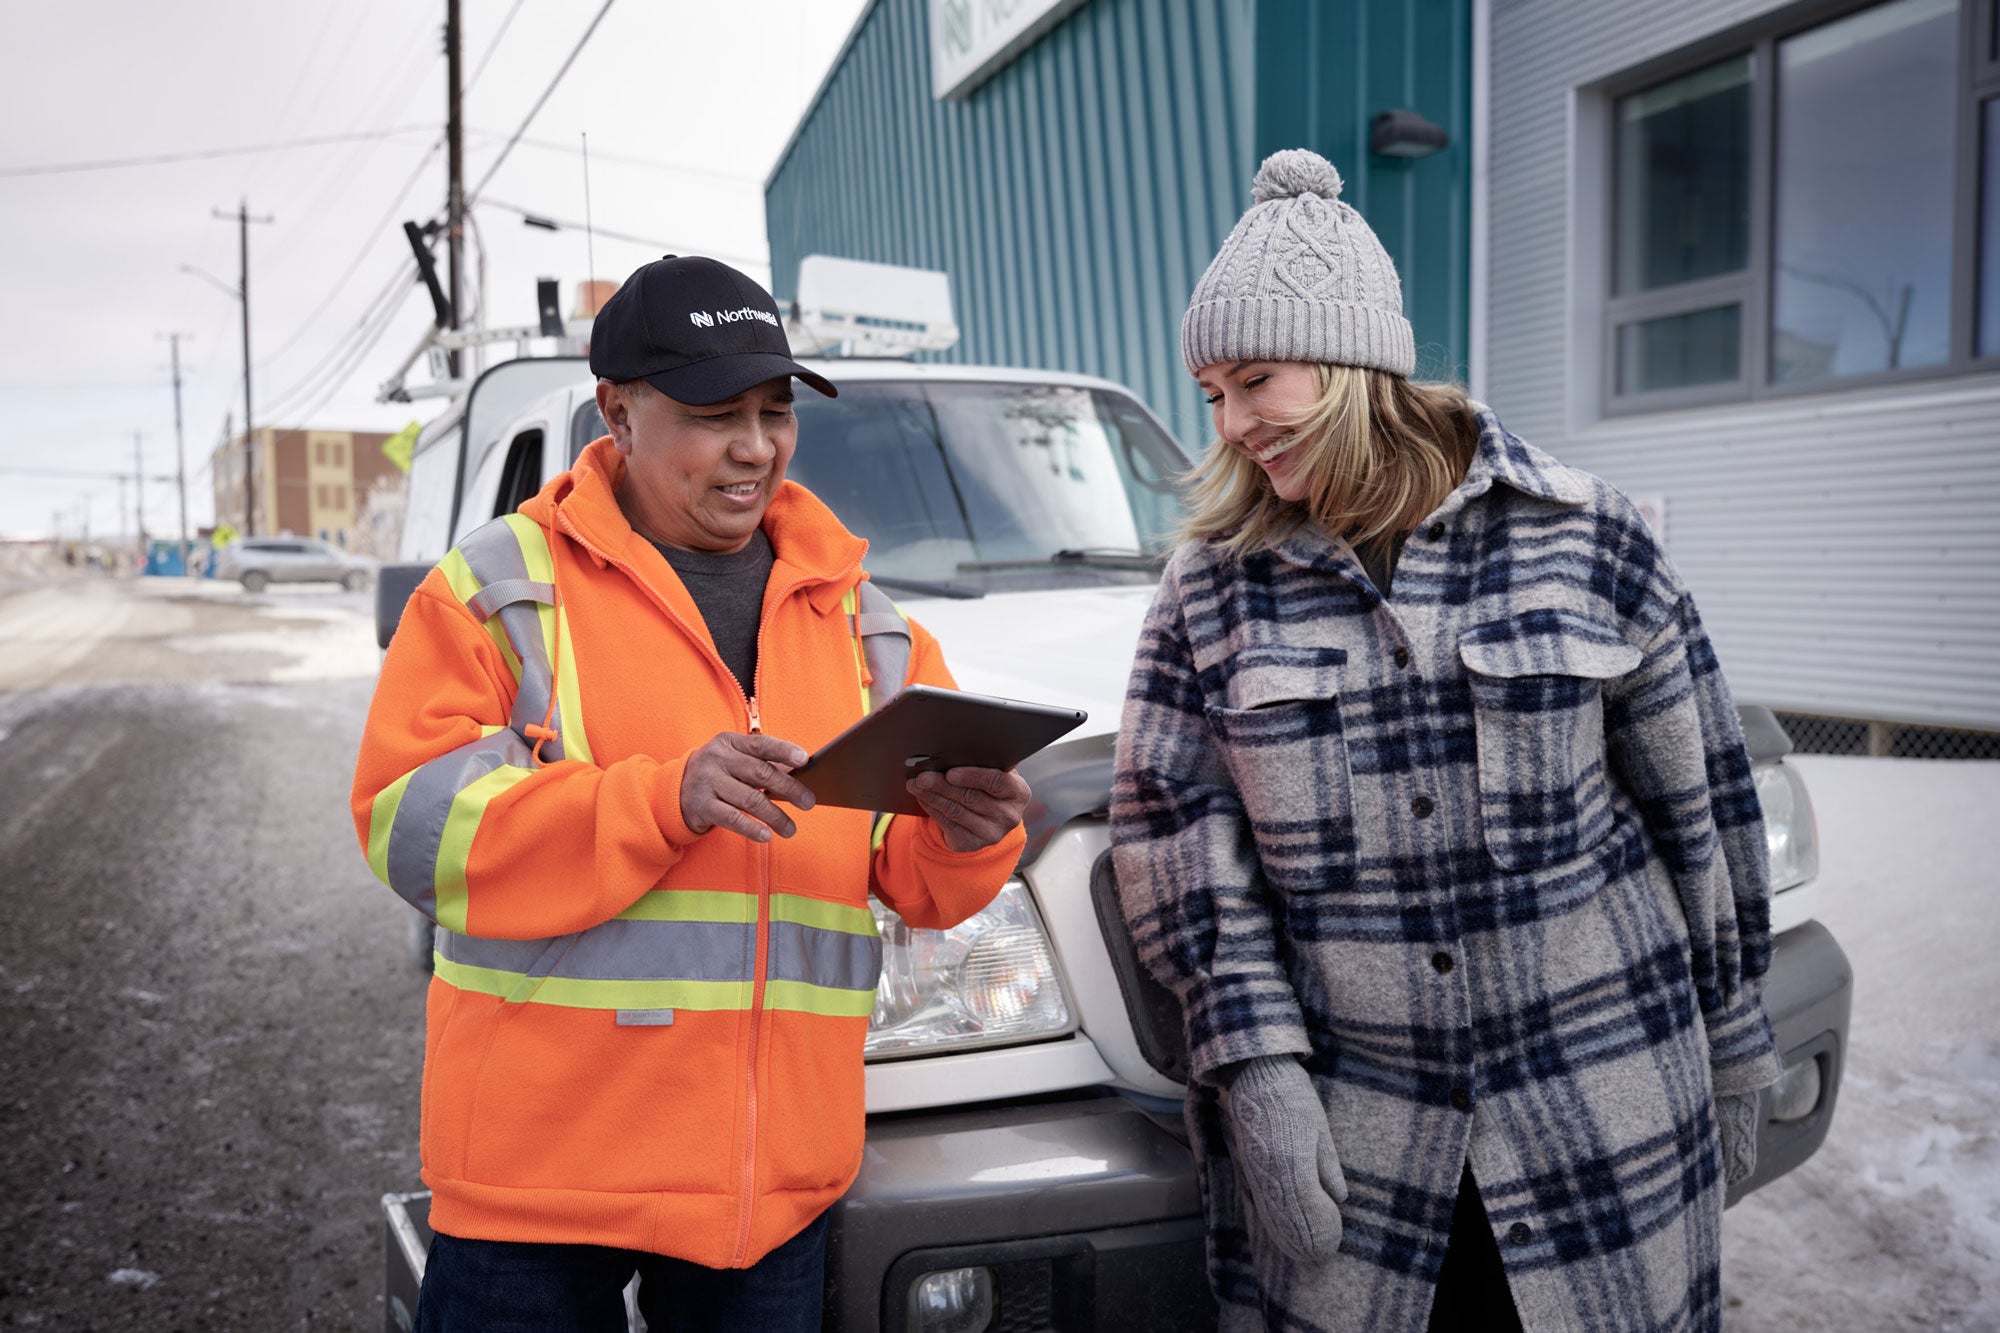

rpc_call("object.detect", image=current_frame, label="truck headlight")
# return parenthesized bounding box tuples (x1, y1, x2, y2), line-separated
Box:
(866, 878, 1073, 1058)
(1754, 761, 1819, 892)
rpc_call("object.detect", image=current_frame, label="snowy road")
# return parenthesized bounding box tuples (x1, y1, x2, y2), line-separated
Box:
(1721, 757, 2000, 1329)
(0, 571, 1992, 1329)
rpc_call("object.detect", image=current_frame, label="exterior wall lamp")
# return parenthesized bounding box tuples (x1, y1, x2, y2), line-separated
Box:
(1371, 109, 1449, 158)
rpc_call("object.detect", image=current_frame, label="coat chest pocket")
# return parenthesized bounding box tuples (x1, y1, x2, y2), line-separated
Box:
(1203, 647, 1355, 893)
(1458, 612, 1641, 872)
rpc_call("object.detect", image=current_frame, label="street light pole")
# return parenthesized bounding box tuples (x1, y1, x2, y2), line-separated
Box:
(446, 0, 466, 380)
(160, 332, 192, 574)
(212, 200, 273, 535)
(132, 431, 147, 568)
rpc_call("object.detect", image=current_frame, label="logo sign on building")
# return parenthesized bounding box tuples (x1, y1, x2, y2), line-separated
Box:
(930, 0, 1089, 100)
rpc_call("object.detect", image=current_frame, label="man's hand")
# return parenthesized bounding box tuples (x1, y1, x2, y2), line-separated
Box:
(906, 766, 1030, 853)
(680, 733, 817, 843)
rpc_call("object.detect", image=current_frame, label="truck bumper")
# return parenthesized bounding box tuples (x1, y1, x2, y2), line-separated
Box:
(380, 1096, 1212, 1333)
(830, 1093, 1212, 1331)
(1727, 917, 1853, 1202)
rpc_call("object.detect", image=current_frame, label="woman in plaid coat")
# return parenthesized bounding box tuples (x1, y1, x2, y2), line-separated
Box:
(1110, 150, 1780, 1333)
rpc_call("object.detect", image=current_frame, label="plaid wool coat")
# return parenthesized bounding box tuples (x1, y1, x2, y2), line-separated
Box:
(1110, 411, 1781, 1333)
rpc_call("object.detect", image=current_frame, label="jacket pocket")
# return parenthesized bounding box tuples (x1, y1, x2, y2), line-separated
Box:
(1458, 611, 1641, 872)
(1204, 646, 1355, 895)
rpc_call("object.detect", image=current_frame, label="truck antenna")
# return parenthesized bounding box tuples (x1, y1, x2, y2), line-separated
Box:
(581, 131, 597, 288)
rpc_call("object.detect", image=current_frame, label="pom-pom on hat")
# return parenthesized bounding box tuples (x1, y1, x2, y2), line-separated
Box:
(1181, 148, 1415, 378)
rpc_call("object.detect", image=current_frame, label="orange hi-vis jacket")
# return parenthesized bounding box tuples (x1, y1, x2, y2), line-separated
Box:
(351, 437, 1023, 1267)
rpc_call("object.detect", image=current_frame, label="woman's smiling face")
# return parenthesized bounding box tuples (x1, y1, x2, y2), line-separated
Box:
(1194, 360, 1322, 502)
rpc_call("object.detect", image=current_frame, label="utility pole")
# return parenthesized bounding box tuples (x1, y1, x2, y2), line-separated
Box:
(213, 200, 274, 534)
(446, 0, 466, 379)
(132, 431, 147, 567)
(160, 332, 192, 574)
(116, 474, 127, 564)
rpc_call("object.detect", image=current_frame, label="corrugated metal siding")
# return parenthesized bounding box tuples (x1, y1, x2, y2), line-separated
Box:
(1489, 0, 2000, 729)
(766, 0, 1257, 449)
(1255, 0, 1473, 381)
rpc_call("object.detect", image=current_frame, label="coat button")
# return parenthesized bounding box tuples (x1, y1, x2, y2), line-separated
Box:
(1450, 1087, 1471, 1112)
(1426, 523, 1445, 541)
(1431, 951, 1454, 974)
(1394, 647, 1411, 669)
(1509, 1222, 1534, 1246)
(1411, 795, 1434, 818)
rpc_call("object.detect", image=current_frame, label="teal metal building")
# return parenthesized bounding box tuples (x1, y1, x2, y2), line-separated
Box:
(765, 0, 1473, 449)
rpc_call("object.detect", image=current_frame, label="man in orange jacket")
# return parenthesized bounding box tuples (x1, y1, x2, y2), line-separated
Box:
(352, 255, 1030, 1331)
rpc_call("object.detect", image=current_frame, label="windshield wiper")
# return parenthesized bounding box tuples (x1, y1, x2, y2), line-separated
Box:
(957, 547, 1165, 573)
(866, 573, 986, 600)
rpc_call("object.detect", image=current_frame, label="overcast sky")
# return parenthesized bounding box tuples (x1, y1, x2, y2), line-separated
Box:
(0, 0, 870, 542)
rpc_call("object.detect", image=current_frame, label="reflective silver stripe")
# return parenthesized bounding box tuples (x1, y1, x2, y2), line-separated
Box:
(439, 918, 757, 983)
(384, 729, 534, 917)
(432, 916, 881, 995)
(456, 519, 568, 762)
(856, 581, 910, 711)
(616, 1009, 676, 1026)
(768, 920, 884, 993)
(465, 578, 554, 620)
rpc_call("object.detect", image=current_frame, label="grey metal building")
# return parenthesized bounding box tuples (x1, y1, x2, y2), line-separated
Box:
(1486, 0, 2000, 739)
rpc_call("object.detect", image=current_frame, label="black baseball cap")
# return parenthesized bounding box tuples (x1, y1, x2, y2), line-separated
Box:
(588, 255, 837, 405)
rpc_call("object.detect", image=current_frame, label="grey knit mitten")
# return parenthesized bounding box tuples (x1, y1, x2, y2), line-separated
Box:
(1717, 1090, 1760, 1186)
(1222, 1056, 1348, 1263)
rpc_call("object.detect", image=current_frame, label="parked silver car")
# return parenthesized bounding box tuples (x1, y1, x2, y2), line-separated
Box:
(218, 536, 374, 592)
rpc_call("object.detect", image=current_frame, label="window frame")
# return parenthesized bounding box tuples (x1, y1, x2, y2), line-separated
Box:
(1599, 0, 2000, 416)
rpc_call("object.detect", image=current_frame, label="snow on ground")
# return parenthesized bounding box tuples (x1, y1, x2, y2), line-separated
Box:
(1721, 755, 2000, 1330)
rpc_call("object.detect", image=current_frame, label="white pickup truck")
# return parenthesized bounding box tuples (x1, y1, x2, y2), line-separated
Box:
(372, 354, 1851, 1333)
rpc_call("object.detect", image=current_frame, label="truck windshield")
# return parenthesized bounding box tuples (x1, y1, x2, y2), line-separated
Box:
(787, 380, 1186, 585)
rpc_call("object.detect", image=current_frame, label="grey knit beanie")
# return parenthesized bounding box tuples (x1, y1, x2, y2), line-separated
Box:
(1182, 149, 1415, 378)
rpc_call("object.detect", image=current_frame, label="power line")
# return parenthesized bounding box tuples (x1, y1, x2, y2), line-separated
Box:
(260, 259, 419, 421)
(482, 198, 766, 270)
(466, 0, 617, 205)
(467, 0, 532, 91)
(255, 137, 444, 371)
(464, 127, 759, 187)
(0, 125, 436, 178)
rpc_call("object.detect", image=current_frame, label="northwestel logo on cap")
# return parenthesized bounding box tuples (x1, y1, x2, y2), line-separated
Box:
(589, 255, 837, 406)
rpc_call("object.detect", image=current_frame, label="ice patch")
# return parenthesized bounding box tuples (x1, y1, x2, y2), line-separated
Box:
(107, 1269, 161, 1290)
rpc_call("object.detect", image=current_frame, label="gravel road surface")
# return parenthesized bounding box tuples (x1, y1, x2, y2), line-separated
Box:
(1, 573, 423, 1331)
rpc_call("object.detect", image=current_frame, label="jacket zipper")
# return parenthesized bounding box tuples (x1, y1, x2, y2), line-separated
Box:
(557, 506, 863, 1265)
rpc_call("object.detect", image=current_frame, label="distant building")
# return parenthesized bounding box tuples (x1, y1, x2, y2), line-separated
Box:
(210, 427, 402, 548)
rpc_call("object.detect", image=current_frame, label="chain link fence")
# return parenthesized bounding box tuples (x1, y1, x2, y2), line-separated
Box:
(1772, 711, 2000, 761)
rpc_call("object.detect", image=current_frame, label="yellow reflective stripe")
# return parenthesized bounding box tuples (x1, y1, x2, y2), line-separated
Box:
(769, 892, 878, 937)
(434, 955, 753, 1011)
(841, 587, 870, 712)
(502, 513, 556, 582)
(366, 771, 414, 885)
(478, 723, 506, 738)
(870, 813, 895, 852)
(616, 890, 758, 923)
(552, 602, 592, 763)
(764, 978, 878, 1017)
(432, 764, 538, 933)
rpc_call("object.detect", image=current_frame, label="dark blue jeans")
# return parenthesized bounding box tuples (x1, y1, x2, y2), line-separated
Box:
(414, 1211, 831, 1333)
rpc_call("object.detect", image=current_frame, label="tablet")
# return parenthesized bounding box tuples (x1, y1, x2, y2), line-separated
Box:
(793, 684, 1087, 815)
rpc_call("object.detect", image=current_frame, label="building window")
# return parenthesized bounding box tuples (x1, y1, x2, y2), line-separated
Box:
(314, 440, 328, 465)
(333, 441, 346, 466)
(1772, 0, 1957, 383)
(1604, 0, 2000, 411)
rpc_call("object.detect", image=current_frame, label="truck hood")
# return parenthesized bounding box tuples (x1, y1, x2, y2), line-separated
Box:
(897, 584, 1157, 740)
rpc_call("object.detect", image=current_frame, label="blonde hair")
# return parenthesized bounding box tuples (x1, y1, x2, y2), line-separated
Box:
(1179, 365, 1479, 560)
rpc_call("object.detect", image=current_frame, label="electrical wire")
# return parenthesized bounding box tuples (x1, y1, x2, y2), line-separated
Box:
(464, 127, 759, 187)
(467, 0, 533, 91)
(255, 137, 444, 371)
(0, 126, 436, 178)
(480, 199, 766, 270)
(465, 0, 617, 206)
(259, 259, 419, 421)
